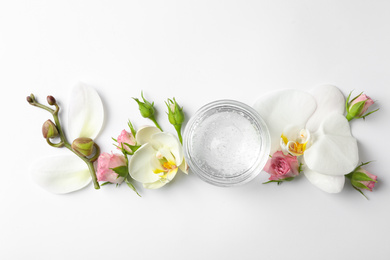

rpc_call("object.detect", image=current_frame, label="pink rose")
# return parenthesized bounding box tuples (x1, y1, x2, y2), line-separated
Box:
(264, 151, 299, 181)
(346, 92, 378, 121)
(95, 152, 127, 184)
(350, 94, 374, 117)
(117, 130, 136, 153)
(361, 170, 377, 191)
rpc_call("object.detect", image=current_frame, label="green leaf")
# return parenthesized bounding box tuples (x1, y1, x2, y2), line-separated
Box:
(362, 108, 379, 119)
(345, 90, 352, 110)
(263, 177, 294, 184)
(101, 182, 112, 186)
(128, 120, 137, 138)
(351, 180, 370, 190)
(352, 172, 377, 182)
(110, 166, 129, 178)
(349, 100, 365, 117)
(124, 143, 141, 153)
(352, 186, 368, 200)
(125, 179, 141, 197)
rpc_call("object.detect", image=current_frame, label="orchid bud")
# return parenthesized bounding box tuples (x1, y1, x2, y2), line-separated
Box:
(42, 119, 59, 139)
(72, 137, 94, 157)
(47, 95, 56, 106)
(26, 95, 34, 104)
(133, 92, 155, 119)
(346, 91, 378, 121)
(166, 98, 184, 126)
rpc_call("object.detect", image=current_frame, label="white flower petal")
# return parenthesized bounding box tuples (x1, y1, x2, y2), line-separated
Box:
(30, 154, 91, 194)
(68, 82, 104, 140)
(304, 113, 358, 176)
(135, 126, 161, 145)
(306, 85, 345, 133)
(129, 143, 161, 183)
(179, 159, 189, 174)
(304, 166, 345, 193)
(143, 180, 167, 189)
(150, 132, 183, 166)
(253, 89, 317, 154)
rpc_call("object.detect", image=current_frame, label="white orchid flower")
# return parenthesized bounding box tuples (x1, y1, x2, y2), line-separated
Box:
(254, 85, 359, 193)
(30, 83, 104, 194)
(129, 126, 188, 189)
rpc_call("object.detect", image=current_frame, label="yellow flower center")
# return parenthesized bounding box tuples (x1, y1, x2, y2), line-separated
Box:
(280, 129, 310, 156)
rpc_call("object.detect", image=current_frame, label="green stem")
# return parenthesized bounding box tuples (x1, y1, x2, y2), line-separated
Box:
(28, 95, 100, 190)
(150, 116, 163, 131)
(174, 124, 183, 144)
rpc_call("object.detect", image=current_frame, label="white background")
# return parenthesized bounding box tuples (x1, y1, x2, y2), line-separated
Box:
(1, 1, 389, 259)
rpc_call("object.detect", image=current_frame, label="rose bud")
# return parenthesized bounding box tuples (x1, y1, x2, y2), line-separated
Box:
(71, 137, 94, 157)
(264, 151, 299, 183)
(166, 98, 185, 126)
(133, 92, 156, 119)
(346, 165, 377, 192)
(95, 153, 127, 184)
(346, 92, 378, 121)
(42, 119, 59, 139)
(117, 129, 136, 153)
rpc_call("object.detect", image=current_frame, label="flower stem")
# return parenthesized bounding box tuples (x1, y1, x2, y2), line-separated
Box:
(28, 94, 100, 190)
(174, 124, 183, 144)
(150, 116, 163, 131)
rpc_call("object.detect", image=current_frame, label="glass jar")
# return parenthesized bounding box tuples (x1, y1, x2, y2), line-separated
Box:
(183, 100, 270, 187)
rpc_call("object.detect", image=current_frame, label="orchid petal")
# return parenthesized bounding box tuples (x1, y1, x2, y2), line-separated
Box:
(30, 154, 91, 194)
(304, 113, 358, 176)
(143, 180, 167, 189)
(68, 82, 104, 140)
(129, 143, 161, 183)
(303, 166, 345, 193)
(179, 159, 189, 174)
(253, 89, 317, 154)
(135, 126, 161, 145)
(150, 132, 183, 166)
(306, 85, 345, 133)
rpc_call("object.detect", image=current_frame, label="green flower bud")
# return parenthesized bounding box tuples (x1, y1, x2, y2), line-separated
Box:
(166, 98, 184, 126)
(42, 119, 59, 139)
(133, 92, 155, 119)
(72, 137, 95, 157)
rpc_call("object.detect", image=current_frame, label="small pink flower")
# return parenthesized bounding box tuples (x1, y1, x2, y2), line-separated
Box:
(357, 168, 377, 192)
(117, 130, 136, 153)
(96, 152, 127, 184)
(264, 151, 299, 181)
(350, 94, 374, 117)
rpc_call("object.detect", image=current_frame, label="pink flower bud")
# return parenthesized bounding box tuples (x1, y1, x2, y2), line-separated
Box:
(350, 94, 374, 117)
(117, 130, 136, 153)
(95, 153, 127, 184)
(264, 151, 299, 181)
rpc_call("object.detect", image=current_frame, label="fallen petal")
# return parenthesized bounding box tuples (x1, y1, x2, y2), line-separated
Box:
(253, 89, 316, 154)
(306, 85, 345, 133)
(30, 154, 91, 194)
(68, 82, 104, 141)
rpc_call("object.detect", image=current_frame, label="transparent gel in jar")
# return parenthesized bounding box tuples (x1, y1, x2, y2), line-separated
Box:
(183, 100, 270, 187)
